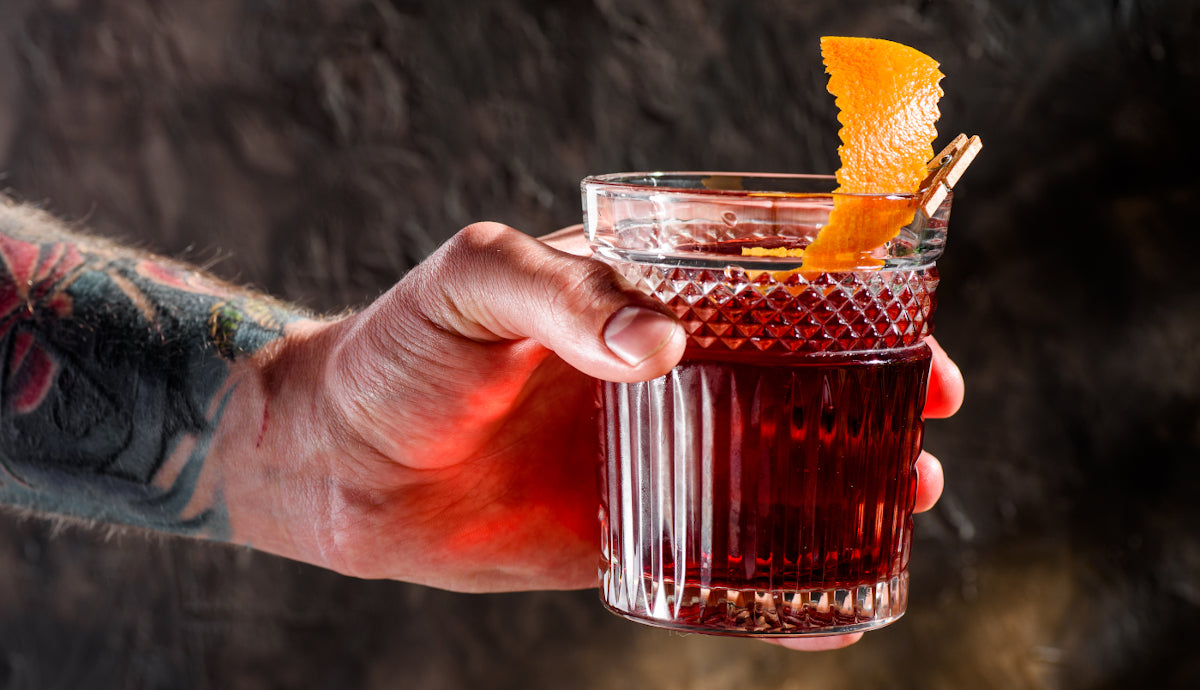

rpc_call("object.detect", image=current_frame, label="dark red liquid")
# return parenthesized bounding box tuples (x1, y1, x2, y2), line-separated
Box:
(597, 347, 929, 632)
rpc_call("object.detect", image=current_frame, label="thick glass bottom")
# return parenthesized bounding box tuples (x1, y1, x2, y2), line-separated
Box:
(599, 570, 908, 637)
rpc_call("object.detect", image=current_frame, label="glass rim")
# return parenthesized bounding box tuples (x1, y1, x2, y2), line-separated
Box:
(582, 171, 933, 201)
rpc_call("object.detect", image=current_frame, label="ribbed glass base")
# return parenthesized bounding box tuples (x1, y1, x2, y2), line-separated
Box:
(599, 571, 908, 637)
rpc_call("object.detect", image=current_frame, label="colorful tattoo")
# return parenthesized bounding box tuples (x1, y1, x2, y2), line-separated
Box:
(0, 204, 298, 537)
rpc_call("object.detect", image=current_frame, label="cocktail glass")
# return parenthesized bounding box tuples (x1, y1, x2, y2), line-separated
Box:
(584, 172, 950, 636)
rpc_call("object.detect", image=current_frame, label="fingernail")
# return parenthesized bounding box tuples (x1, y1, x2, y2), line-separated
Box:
(603, 306, 678, 366)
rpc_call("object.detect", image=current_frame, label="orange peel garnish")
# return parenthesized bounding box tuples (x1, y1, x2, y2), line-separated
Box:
(803, 36, 944, 272)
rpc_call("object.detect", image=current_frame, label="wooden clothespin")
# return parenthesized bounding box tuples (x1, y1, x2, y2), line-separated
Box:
(919, 133, 982, 217)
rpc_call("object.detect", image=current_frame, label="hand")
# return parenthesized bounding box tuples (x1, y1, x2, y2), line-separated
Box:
(214, 222, 964, 649)
(219, 221, 687, 592)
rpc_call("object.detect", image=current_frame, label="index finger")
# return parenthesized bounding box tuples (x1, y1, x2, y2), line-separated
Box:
(924, 336, 964, 418)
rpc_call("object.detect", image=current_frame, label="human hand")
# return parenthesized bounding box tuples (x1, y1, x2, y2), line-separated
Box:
(219, 221, 686, 592)
(215, 222, 963, 649)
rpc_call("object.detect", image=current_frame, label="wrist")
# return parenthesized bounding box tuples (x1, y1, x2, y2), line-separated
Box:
(209, 317, 348, 568)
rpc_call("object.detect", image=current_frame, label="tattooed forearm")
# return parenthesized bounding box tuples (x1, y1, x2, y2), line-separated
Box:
(0, 199, 304, 538)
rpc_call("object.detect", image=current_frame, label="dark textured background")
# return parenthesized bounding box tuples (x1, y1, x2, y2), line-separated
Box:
(2, 1, 1199, 688)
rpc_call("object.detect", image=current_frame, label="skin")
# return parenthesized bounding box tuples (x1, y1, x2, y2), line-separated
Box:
(0, 203, 963, 653)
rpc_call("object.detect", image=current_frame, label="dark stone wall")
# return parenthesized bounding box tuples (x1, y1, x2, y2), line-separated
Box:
(2, 1, 1198, 687)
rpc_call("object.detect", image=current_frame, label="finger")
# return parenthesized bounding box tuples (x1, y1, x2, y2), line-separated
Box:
(913, 450, 945, 513)
(924, 336, 964, 418)
(763, 632, 863, 651)
(407, 222, 686, 382)
(539, 224, 591, 256)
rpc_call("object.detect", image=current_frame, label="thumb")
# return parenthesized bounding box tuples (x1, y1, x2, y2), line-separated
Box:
(406, 222, 686, 382)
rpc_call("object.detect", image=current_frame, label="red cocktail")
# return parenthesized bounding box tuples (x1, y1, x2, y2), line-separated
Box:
(584, 173, 949, 635)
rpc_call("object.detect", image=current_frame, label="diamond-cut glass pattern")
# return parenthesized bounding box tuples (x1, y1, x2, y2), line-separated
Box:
(609, 261, 939, 354)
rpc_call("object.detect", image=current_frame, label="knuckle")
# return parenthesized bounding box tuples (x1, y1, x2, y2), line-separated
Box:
(448, 221, 511, 255)
(429, 223, 509, 273)
(416, 222, 518, 310)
